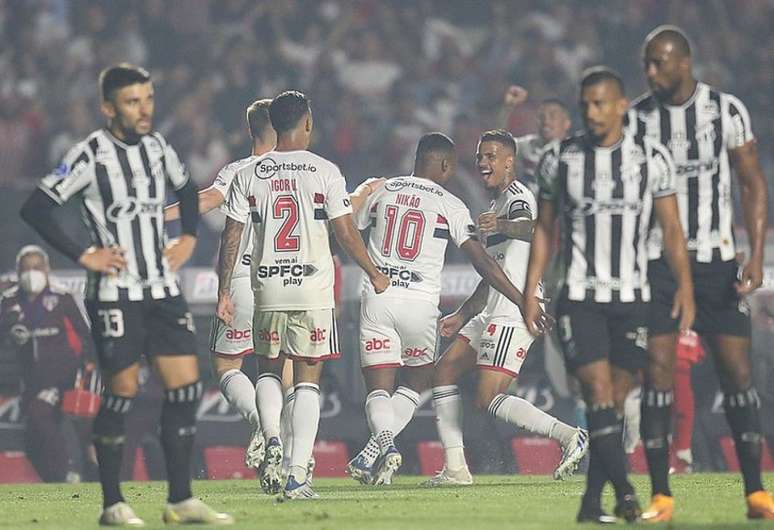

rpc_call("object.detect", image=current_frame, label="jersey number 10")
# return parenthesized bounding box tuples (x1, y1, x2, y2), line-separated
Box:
(381, 206, 425, 261)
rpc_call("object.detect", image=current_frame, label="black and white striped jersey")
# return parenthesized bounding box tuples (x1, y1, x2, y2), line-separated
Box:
(38, 128, 189, 302)
(537, 132, 676, 303)
(627, 82, 754, 263)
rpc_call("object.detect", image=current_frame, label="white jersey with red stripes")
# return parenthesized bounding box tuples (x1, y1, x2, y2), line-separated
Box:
(354, 175, 476, 304)
(222, 150, 352, 311)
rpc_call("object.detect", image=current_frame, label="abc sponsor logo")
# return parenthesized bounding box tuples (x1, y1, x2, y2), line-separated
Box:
(403, 347, 427, 358)
(256, 329, 280, 344)
(225, 328, 251, 341)
(364, 338, 391, 352)
(310, 328, 327, 344)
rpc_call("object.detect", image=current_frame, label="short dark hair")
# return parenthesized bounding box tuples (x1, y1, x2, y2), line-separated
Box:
(269, 90, 311, 135)
(645, 25, 692, 57)
(415, 132, 455, 168)
(580, 66, 625, 96)
(479, 129, 517, 156)
(246, 99, 273, 140)
(539, 98, 570, 116)
(99, 63, 151, 102)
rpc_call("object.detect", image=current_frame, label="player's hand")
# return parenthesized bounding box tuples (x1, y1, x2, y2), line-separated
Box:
(477, 212, 499, 236)
(78, 246, 127, 275)
(672, 283, 695, 332)
(164, 234, 197, 272)
(370, 271, 390, 294)
(736, 258, 763, 295)
(439, 312, 466, 338)
(216, 291, 235, 327)
(523, 295, 553, 337)
(503, 85, 528, 109)
(363, 177, 386, 193)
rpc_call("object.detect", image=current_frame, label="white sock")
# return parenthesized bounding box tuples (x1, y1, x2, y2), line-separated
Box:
(219, 369, 260, 428)
(280, 388, 295, 472)
(392, 386, 420, 434)
(255, 373, 283, 440)
(432, 385, 467, 470)
(289, 383, 320, 483)
(488, 393, 576, 447)
(365, 389, 395, 453)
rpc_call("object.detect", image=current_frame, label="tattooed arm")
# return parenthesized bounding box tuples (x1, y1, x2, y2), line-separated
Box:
(216, 217, 245, 326)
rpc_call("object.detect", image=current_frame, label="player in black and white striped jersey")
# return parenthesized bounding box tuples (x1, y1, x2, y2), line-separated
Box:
(20, 64, 233, 526)
(525, 67, 695, 524)
(629, 26, 773, 522)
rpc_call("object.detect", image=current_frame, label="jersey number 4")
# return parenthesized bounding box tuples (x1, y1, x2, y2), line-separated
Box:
(381, 206, 425, 261)
(273, 196, 300, 252)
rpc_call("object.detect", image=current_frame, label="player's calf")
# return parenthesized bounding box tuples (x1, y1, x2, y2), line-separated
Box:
(93, 394, 135, 509)
(160, 380, 203, 504)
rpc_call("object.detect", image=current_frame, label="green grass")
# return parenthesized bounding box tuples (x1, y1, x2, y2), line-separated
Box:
(1, 474, 773, 529)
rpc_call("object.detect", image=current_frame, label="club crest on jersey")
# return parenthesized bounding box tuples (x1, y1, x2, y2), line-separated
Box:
(41, 295, 58, 312)
(700, 100, 720, 120)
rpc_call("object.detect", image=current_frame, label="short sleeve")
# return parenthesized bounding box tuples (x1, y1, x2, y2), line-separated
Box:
(222, 171, 251, 224)
(648, 140, 677, 198)
(445, 200, 477, 248)
(212, 163, 236, 200)
(324, 165, 353, 220)
(353, 188, 378, 230)
(38, 143, 95, 204)
(507, 196, 534, 221)
(158, 135, 190, 190)
(724, 94, 755, 150)
(536, 142, 560, 203)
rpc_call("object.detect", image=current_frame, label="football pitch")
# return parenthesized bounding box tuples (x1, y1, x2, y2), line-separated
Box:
(2, 474, 773, 530)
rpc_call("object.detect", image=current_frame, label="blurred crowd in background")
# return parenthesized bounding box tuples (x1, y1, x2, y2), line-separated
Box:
(1, 0, 773, 269)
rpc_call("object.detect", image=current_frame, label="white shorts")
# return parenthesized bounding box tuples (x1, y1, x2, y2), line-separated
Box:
(359, 296, 439, 369)
(458, 313, 534, 377)
(253, 308, 340, 362)
(209, 277, 254, 357)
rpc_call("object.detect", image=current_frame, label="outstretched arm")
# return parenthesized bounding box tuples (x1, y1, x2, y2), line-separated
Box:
(439, 279, 490, 338)
(165, 186, 225, 221)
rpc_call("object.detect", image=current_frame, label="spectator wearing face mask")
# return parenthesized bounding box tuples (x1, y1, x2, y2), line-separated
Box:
(0, 245, 96, 482)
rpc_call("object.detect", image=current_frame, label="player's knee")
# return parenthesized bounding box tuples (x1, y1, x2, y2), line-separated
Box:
(93, 394, 135, 442)
(583, 379, 614, 407)
(721, 364, 752, 393)
(162, 380, 204, 434)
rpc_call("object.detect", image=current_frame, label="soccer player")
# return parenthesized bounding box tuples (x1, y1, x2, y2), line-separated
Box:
(499, 85, 572, 189)
(346, 132, 551, 486)
(426, 130, 587, 487)
(217, 90, 390, 500)
(629, 26, 773, 521)
(524, 67, 695, 523)
(20, 64, 232, 525)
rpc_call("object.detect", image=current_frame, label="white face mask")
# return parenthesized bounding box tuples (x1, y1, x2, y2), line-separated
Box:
(19, 270, 47, 295)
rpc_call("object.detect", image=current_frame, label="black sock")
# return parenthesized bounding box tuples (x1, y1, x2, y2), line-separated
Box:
(587, 405, 635, 502)
(582, 447, 609, 511)
(161, 381, 203, 504)
(723, 387, 764, 496)
(641, 387, 673, 497)
(93, 394, 134, 508)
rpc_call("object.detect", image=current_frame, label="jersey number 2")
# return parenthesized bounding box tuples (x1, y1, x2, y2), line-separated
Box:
(273, 196, 300, 252)
(381, 206, 425, 261)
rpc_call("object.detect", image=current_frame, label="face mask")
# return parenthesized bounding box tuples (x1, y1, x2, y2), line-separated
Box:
(19, 270, 47, 295)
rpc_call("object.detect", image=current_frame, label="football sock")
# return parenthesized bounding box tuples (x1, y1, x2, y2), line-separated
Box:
(723, 387, 764, 495)
(161, 381, 203, 503)
(281, 388, 295, 472)
(640, 387, 673, 497)
(582, 446, 609, 510)
(365, 389, 395, 453)
(289, 383, 321, 484)
(433, 385, 466, 470)
(256, 373, 283, 440)
(93, 394, 134, 508)
(587, 404, 634, 502)
(392, 386, 421, 433)
(219, 369, 260, 428)
(488, 393, 576, 447)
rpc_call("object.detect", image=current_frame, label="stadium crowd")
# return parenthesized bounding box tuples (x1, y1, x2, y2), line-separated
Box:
(1, 0, 773, 269)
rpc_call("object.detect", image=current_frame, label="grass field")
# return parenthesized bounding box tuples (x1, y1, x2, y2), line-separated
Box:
(1, 474, 773, 530)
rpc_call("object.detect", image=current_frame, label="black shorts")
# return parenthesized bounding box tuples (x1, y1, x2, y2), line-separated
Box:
(86, 296, 197, 375)
(555, 293, 648, 374)
(647, 257, 750, 337)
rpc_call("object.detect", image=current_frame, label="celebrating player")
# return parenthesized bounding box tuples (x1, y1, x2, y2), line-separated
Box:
(20, 64, 233, 525)
(524, 67, 694, 523)
(426, 130, 587, 487)
(346, 133, 550, 486)
(629, 26, 773, 521)
(217, 90, 389, 500)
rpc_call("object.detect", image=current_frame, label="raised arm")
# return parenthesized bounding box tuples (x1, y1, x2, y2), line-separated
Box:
(731, 140, 768, 294)
(349, 177, 385, 214)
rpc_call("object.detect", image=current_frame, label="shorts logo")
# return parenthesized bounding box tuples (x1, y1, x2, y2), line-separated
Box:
(480, 340, 496, 349)
(626, 327, 648, 350)
(515, 347, 527, 359)
(486, 324, 497, 336)
(403, 347, 427, 358)
(257, 329, 280, 344)
(225, 329, 251, 341)
(310, 328, 327, 343)
(364, 338, 391, 352)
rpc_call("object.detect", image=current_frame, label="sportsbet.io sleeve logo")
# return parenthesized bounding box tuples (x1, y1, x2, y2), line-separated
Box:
(254, 157, 318, 180)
